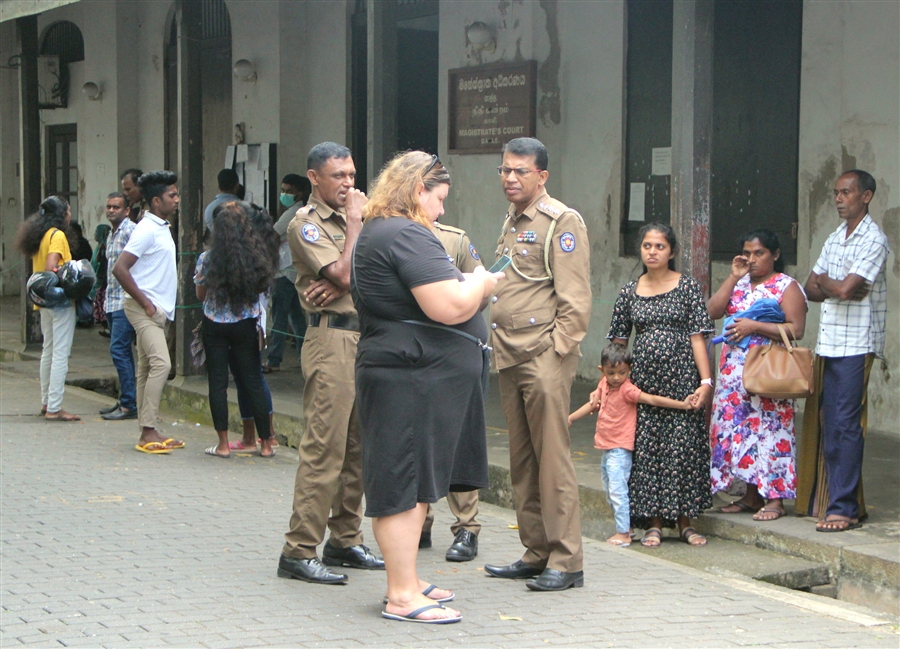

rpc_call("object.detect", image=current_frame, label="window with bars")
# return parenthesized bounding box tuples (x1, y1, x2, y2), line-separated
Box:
(46, 124, 79, 223)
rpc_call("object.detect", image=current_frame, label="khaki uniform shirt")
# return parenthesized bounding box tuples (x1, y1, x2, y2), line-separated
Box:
(433, 222, 484, 273)
(287, 195, 357, 317)
(489, 191, 591, 370)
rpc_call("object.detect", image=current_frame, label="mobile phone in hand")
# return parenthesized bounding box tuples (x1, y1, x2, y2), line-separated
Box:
(489, 255, 512, 273)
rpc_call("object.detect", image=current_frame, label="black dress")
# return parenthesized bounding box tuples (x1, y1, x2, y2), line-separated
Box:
(352, 217, 490, 518)
(608, 275, 714, 528)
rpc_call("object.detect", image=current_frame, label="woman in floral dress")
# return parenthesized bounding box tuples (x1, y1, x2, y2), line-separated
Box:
(708, 229, 807, 521)
(608, 223, 715, 547)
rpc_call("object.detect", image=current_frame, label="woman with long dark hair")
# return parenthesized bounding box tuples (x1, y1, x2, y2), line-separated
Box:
(194, 201, 278, 458)
(15, 196, 80, 421)
(607, 222, 714, 547)
(227, 203, 280, 451)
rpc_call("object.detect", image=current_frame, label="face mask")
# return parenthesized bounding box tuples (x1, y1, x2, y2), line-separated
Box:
(280, 193, 295, 208)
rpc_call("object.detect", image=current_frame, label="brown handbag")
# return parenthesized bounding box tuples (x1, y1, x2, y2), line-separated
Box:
(742, 323, 815, 399)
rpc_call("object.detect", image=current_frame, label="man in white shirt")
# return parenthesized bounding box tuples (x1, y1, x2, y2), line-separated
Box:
(113, 170, 182, 454)
(801, 169, 891, 532)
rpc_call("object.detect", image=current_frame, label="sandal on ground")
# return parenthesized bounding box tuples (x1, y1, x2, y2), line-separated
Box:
(382, 584, 454, 605)
(752, 507, 785, 522)
(262, 363, 279, 374)
(204, 445, 231, 459)
(381, 604, 460, 624)
(640, 528, 662, 548)
(259, 448, 276, 459)
(607, 538, 631, 547)
(228, 440, 256, 451)
(719, 500, 762, 514)
(680, 527, 707, 546)
(816, 515, 862, 533)
(162, 438, 185, 449)
(135, 441, 172, 454)
(45, 410, 81, 421)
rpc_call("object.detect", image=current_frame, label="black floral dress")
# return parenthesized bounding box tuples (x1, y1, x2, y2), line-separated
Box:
(608, 274, 714, 529)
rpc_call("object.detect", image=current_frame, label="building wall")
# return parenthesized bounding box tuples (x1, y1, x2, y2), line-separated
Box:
(437, 0, 897, 433)
(795, 0, 899, 431)
(0, 0, 895, 432)
(0, 19, 22, 296)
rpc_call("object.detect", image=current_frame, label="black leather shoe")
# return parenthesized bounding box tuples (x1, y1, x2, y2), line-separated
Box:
(419, 532, 432, 549)
(99, 402, 120, 415)
(277, 554, 348, 585)
(322, 542, 385, 570)
(526, 568, 584, 591)
(484, 560, 544, 579)
(445, 529, 478, 562)
(102, 407, 138, 421)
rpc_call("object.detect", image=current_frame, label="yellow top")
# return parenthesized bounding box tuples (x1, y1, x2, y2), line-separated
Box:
(32, 228, 72, 310)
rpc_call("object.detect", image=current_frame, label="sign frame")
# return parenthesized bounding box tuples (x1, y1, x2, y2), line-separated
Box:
(448, 60, 537, 154)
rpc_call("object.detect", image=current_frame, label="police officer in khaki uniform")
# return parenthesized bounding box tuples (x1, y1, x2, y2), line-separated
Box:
(484, 137, 591, 591)
(277, 143, 384, 585)
(418, 221, 484, 562)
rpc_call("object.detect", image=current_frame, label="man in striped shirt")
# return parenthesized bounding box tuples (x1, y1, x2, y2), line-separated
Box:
(802, 169, 891, 532)
(100, 192, 138, 420)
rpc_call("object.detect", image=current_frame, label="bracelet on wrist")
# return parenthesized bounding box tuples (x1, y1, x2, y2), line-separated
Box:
(700, 378, 713, 387)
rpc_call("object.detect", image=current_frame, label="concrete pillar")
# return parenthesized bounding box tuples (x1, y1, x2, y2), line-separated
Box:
(367, 0, 397, 177)
(670, 0, 713, 295)
(175, 0, 204, 376)
(17, 15, 41, 346)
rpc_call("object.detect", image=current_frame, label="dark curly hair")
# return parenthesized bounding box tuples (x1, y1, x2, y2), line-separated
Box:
(205, 201, 277, 316)
(16, 196, 71, 257)
(245, 203, 280, 267)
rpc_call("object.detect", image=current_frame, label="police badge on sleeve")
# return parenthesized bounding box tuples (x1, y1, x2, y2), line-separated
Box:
(301, 223, 321, 242)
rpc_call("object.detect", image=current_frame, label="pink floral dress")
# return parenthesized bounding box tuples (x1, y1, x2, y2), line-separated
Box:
(709, 273, 805, 499)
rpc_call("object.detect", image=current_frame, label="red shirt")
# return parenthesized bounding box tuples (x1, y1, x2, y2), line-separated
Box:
(593, 376, 641, 451)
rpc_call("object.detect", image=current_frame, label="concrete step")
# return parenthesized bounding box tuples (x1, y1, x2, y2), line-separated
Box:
(627, 533, 831, 591)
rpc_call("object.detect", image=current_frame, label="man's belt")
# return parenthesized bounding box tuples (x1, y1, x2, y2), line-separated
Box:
(307, 312, 360, 332)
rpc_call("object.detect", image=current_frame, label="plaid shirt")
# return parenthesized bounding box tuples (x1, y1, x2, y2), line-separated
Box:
(104, 219, 137, 312)
(812, 214, 891, 358)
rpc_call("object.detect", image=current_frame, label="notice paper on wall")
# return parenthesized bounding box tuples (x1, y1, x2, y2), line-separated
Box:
(651, 147, 672, 176)
(628, 182, 646, 221)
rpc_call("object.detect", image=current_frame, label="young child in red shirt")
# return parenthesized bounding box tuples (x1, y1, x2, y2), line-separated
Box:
(569, 343, 692, 546)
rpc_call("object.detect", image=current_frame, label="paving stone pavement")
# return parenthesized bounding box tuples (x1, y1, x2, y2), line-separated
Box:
(1, 370, 897, 648)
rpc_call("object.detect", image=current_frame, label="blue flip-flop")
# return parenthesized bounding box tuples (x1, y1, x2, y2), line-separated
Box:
(383, 584, 454, 605)
(381, 604, 461, 624)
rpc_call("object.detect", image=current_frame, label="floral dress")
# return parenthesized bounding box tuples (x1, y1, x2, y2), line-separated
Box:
(709, 273, 805, 499)
(608, 275, 714, 529)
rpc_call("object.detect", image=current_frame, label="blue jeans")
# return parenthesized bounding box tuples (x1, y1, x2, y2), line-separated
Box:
(106, 309, 137, 411)
(601, 448, 633, 534)
(266, 276, 306, 367)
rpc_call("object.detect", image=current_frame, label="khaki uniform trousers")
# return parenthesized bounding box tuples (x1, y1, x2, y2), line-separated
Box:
(423, 491, 481, 536)
(124, 298, 171, 430)
(499, 345, 583, 572)
(283, 324, 364, 559)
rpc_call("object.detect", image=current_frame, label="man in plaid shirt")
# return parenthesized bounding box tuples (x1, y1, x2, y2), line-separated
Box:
(801, 169, 891, 532)
(100, 192, 138, 421)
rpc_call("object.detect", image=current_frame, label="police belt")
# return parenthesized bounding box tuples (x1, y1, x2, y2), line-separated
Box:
(306, 312, 360, 332)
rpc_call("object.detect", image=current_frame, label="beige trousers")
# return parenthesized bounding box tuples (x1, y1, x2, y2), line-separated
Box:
(124, 299, 171, 430)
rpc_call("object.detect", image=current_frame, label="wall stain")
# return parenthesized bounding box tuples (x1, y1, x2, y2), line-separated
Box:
(808, 156, 837, 239)
(841, 145, 857, 173)
(882, 206, 899, 276)
(538, 0, 561, 126)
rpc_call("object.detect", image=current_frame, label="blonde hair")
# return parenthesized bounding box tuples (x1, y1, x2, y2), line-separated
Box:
(363, 151, 451, 228)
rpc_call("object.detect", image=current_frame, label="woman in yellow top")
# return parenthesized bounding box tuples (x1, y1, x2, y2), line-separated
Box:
(16, 196, 80, 421)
